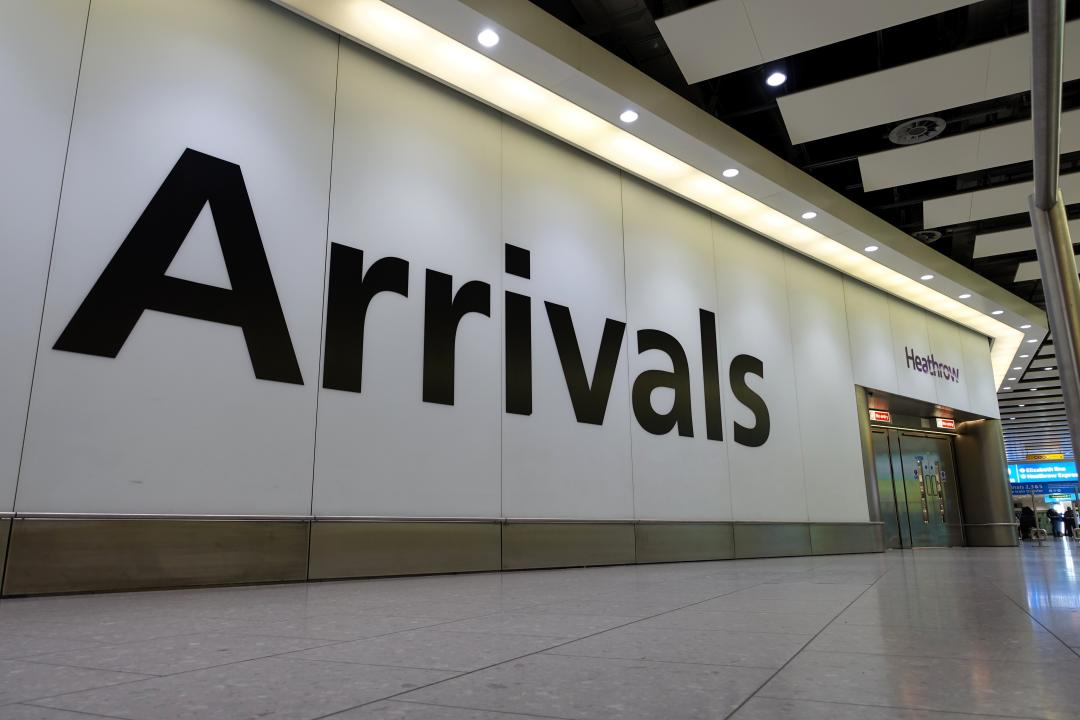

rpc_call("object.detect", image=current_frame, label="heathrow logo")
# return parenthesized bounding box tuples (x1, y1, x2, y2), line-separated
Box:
(54, 148, 772, 446)
(904, 347, 960, 383)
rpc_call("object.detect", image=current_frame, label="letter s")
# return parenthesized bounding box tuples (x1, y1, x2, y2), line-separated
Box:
(729, 354, 769, 447)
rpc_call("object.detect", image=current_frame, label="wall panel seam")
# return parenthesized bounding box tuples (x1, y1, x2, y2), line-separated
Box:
(8, 0, 93, 531)
(780, 253, 812, 524)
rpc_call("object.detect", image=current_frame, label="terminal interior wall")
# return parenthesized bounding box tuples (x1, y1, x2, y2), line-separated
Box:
(1, 0, 1000, 525)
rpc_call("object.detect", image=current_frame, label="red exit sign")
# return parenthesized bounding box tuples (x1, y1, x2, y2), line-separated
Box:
(935, 417, 956, 430)
(869, 410, 892, 423)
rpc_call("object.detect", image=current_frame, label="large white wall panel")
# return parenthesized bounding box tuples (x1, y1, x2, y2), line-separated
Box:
(622, 178, 732, 521)
(0, 1, 88, 511)
(5, 0, 1006, 525)
(500, 123, 634, 519)
(311, 48, 502, 517)
(17, 0, 337, 514)
(785, 255, 867, 522)
(925, 314, 970, 411)
(888, 298, 938, 406)
(713, 220, 807, 522)
(843, 278, 900, 395)
(961, 330, 1001, 419)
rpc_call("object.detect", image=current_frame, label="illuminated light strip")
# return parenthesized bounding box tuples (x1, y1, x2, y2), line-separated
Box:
(277, 0, 1024, 387)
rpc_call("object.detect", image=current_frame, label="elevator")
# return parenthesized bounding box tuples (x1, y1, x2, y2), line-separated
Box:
(872, 428, 964, 548)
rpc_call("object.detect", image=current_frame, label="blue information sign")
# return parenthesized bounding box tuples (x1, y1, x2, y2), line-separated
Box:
(1008, 461, 1078, 484)
(1011, 481, 1080, 496)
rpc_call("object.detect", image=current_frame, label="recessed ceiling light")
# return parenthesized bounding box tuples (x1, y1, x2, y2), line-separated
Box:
(477, 28, 500, 48)
(1014, 367, 1022, 370)
(864, 245, 879, 253)
(1003, 386, 1012, 390)
(1019, 404, 1026, 407)
(920, 274, 935, 281)
(1020, 354, 1030, 358)
(1008, 377, 1017, 381)
(765, 71, 787, 87)
(1032, 388, 1039, 391)
(722, 168, 739, 178)
(801, 211, 817, 220)
(958, 293, 972, 299)
(991, 310, 1004, 315)
(1010, 417, 1016, 420)
(1044, 367, 1053, 371)
(619, 109, 638, 124)
(1027, 339, 1039, 343)
(1020, 324, 1032, 329)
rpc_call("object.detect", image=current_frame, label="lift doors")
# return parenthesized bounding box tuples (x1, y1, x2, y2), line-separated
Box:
(872, 428, 964, 548)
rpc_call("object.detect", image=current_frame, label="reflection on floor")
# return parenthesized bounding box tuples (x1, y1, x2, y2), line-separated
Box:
(0, 542, 1079, 719)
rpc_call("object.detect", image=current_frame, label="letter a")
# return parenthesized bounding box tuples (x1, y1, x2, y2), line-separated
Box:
(54, 149, 302, 384)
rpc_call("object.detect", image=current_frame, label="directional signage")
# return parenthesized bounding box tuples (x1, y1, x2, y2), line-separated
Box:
(1009, 461, 1079, 484)
(1010, 481, 1080, 496)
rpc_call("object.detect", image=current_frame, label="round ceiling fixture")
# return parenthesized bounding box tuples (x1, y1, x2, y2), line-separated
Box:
(912, 230, 941, 243)
(765, 71, 787, 87)
(888, 116, 946, 146)
(477, 29, 500, 48)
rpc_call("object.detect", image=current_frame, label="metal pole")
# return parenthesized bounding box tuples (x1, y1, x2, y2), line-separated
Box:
(1029, 0, 1080, 461)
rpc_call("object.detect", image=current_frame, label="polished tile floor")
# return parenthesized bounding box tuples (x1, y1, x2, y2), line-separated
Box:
(1, 542, 1080, 719)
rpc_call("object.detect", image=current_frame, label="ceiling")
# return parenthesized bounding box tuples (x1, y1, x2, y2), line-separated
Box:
(529, 0, 1076, 461)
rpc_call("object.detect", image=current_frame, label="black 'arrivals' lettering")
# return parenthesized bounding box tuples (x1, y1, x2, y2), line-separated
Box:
(54, 148, 302, 383)
(730, 353, 770, 447)
(56, 152, 772, 445)
(322, 243, 409, 393)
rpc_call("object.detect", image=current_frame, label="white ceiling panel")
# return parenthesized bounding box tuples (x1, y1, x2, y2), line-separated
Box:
(859, 109, 1080, 191)
(974, 220, 1080, 259)
(924, 172, 1080, 228)
(1015, 254, 1080, 282)
(654, 2, 758, 86)
(974, 227, 1035, 258)
(657, 0, 981, 84)
(779, 22, 1080, 144)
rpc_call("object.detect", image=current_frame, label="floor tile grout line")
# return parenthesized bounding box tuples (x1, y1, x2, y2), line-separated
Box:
(389, 697, 578, 720)
(748, 693, 1051, 720)
(13, 607, 530, 705)
(13, 608, 540, 686)
(750, 645, 1079, 667)
(10, 700, 129, 720)
(302, 566, 841, 720)
(273, 655, 471, 674)
(392, 697, 583, 720)
(540, 650, 785, 671)
(989, 578, 1080, 659)
(720, 566, 891, 720)
(2, 559, 882, 715)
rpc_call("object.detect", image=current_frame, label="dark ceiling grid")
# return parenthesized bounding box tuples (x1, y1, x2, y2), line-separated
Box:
(529, 0, 1079, 459)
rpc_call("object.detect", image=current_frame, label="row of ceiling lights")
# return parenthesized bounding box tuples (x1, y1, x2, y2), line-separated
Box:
(475, 28, 1038, 368)
(754, 63, 1043, 369)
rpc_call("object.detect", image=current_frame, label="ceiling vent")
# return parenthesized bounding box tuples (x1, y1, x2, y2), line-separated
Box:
(888, 116, 946, 146)
(913, 229, 942, 243)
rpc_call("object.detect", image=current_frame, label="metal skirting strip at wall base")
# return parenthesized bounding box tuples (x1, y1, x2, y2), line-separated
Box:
(0, 517, 885, 596)
(963, 523, 1020, 547)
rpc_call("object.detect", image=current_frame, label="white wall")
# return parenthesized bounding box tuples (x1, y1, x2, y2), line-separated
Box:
(0, 0, 89, 511)
(15, 0, 337, 514)
(2, 0, 1001, 523)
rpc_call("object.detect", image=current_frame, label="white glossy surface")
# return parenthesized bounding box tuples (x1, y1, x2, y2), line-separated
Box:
(622, 178, 732, 521)
(499, 123, 634, 520)
(7, 545, 1080, 719)
(0, 0, 88, 511)
(311, 45, 503, 518)
(18, 0, 338, 514)
(6, 0, 1003, 520)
